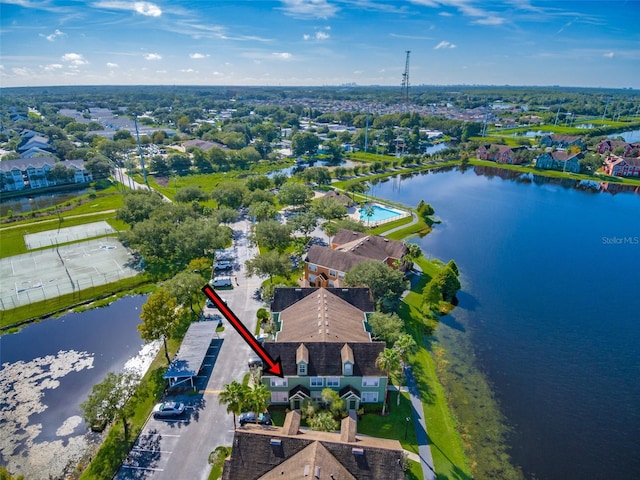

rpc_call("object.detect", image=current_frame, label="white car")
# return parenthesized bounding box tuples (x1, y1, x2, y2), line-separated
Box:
(152, 401, 185, 418)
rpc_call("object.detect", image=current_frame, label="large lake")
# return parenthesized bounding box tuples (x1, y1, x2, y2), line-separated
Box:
(368, 167, 640, 480)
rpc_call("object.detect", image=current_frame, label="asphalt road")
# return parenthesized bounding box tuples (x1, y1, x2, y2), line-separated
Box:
(114, 217, 265, 480)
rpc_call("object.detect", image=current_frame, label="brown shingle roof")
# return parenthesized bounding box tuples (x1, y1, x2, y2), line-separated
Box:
(332, 229, 407, 262)
(271, 288, 374, 314)
(306, 245, 370, 274)
(223, 412, 405, 480)
(276, 289, 371, 343)
(263, 342, 385, 377)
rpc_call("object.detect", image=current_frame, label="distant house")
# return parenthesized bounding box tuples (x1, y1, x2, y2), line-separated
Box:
(540, 134, 585, 150)
(535, 151, 582, 173)
(17, 135, 52, 154)
(602, 155, 640, 177)
(596, 140, 640, 157)
(182, 139, 228, 152)
(476, 144, 527, 165)
(262, 287, 387, 411)
(222, 411, 405, 480)
(0, 157, 92, 192)
(304, 230, 408, 287)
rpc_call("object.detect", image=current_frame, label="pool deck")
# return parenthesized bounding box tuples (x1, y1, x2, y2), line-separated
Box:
(348, 202, 410, 227)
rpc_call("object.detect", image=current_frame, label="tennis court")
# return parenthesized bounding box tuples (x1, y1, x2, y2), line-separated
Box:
(0, 237, 140, 310)
(24, 221, 116, 250)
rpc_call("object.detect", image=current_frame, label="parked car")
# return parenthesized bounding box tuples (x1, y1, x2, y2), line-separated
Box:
(152, 401, 185, 418)
(248, 356, 263, 368)
(256, 333, 269, 344)
(210, 277, 232, 288)
(214, 261, 233, 271)
(239, 411, 272, 426)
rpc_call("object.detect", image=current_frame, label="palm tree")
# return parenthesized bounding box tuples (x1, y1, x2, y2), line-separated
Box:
(393, 334, 417, 405)
(244, 384, 271, 423)
(375, 347, 400, 415)
(219, 381, 246, 429)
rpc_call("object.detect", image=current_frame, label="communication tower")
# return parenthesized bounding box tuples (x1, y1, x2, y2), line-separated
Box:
(401, 51, 411, 105)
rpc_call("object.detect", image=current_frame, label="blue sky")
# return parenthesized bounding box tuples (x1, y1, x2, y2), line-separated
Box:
(1, 0, 639, 89)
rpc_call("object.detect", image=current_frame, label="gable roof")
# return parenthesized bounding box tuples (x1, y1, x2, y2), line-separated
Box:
(332, 229, 407, 261)
(222, 412, 405, 480)
(306, 245, 370, 274)
(271, 287, 374, 314)
(0, 157, 87, 173)
(549, 151, 581, 162)
(183, 139, 228, 151)
(275, 288, 371, 343)
(263, 342, 385, 377)
(323, 190, 354, 206)
(606, 155, 640, 167)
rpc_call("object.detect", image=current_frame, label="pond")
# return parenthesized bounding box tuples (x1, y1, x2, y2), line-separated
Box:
(0, 189, 88, 217)
(0, 295, 156, 480)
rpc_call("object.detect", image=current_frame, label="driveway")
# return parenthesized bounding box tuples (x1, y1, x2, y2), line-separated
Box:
(114, 217, 265, 480)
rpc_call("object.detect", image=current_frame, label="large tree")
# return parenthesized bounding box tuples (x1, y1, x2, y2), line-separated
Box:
(344, 260, 408, 310)
(138, 288, 182, 364)
(245, 250, 291, 283)
(80, 371, 140, 441)
(116, 190, 165, 225)
(367, 311, 404, 346)
(210, 181, 247, 209)
(164, 271, 204, 313)
(252, 220, 292, 251)
(312, 196, 347, 221)
(277, 182, 313, 207)
(244, 384, 271, 421)
(291, 131, 321, 156)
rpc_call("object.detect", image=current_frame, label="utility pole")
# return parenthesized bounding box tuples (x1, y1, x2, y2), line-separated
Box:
(401, 51, 411, 106)
(134, 116, 150, 189)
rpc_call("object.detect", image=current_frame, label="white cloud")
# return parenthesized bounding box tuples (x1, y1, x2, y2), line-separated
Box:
(473, 16, 505, 25)
(12, 67, 32, 76)
(41, 29, 65, 42)
(410, 0, 505, 26)
(303, 34, 311, 40)
(61, 53, 88, 66)
(43, 64, 63, 71)
(434, 40, 456, 49)
(279, 0, 338, 19)
(180, 68, 197, 73)
(272, 52, 293, 60)
(144, 53, 162, 60)
(316, 31, 330, 40)
(604, 52, 615, 59)
(92, 1, 162, 17)
(189, 53, 208, 59)
(106, 62, 119, 68)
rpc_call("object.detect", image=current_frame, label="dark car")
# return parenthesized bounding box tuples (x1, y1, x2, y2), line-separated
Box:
(239, 412, 272, 426)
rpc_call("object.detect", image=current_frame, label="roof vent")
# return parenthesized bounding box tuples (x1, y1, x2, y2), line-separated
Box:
(270, 438, 282, 446)
(352, 447, 364, 456)
(304, 465, 310, 476)
(295, 288, 302, 292)
(314, 466, 321, 478)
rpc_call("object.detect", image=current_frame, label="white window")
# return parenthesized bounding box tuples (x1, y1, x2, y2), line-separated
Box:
(270, 377, 288, 387)
(343, 363, 353, 376)
(271, 391, 288, 403)
(361, 392, 378, 403)
(309, 274, 317, 283)
(362, 377, 379, 387)
(311, 391, 322, 401)
(310, 377, 323, 387)
(338, 272, 345, 279)
(298, 363, 307, 375)
(309, 264, 317, 272)
(329, 280, 335, 287)
(329, 270, 336, 277)
(326, 377, 339, 387)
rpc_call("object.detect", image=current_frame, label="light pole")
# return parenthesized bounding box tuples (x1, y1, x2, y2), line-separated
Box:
(405, 416, 411, 440)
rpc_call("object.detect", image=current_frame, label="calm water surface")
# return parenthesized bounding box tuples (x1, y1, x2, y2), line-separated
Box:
(369, 167, 640, 480)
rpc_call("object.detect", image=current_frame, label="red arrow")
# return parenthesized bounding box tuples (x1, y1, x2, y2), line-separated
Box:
(202, 284, 283, 377)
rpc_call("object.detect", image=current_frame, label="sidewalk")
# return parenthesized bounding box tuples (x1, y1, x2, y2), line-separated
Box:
(405, 365, 437, 480)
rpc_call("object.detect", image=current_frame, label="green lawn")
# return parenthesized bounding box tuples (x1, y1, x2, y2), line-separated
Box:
(397, 257, 473, 480)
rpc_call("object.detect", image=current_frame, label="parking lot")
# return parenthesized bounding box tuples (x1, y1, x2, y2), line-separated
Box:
(113, 217, 264, 480)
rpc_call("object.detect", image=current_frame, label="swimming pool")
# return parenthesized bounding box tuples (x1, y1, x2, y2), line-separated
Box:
(357, 204, 405, 224)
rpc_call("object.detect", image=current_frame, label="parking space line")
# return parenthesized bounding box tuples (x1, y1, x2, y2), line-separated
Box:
(133, 448, 173, 454)
(122, 465, 164, 472)
(201, 389, 221, 394)
(138, 433, 182, 438)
